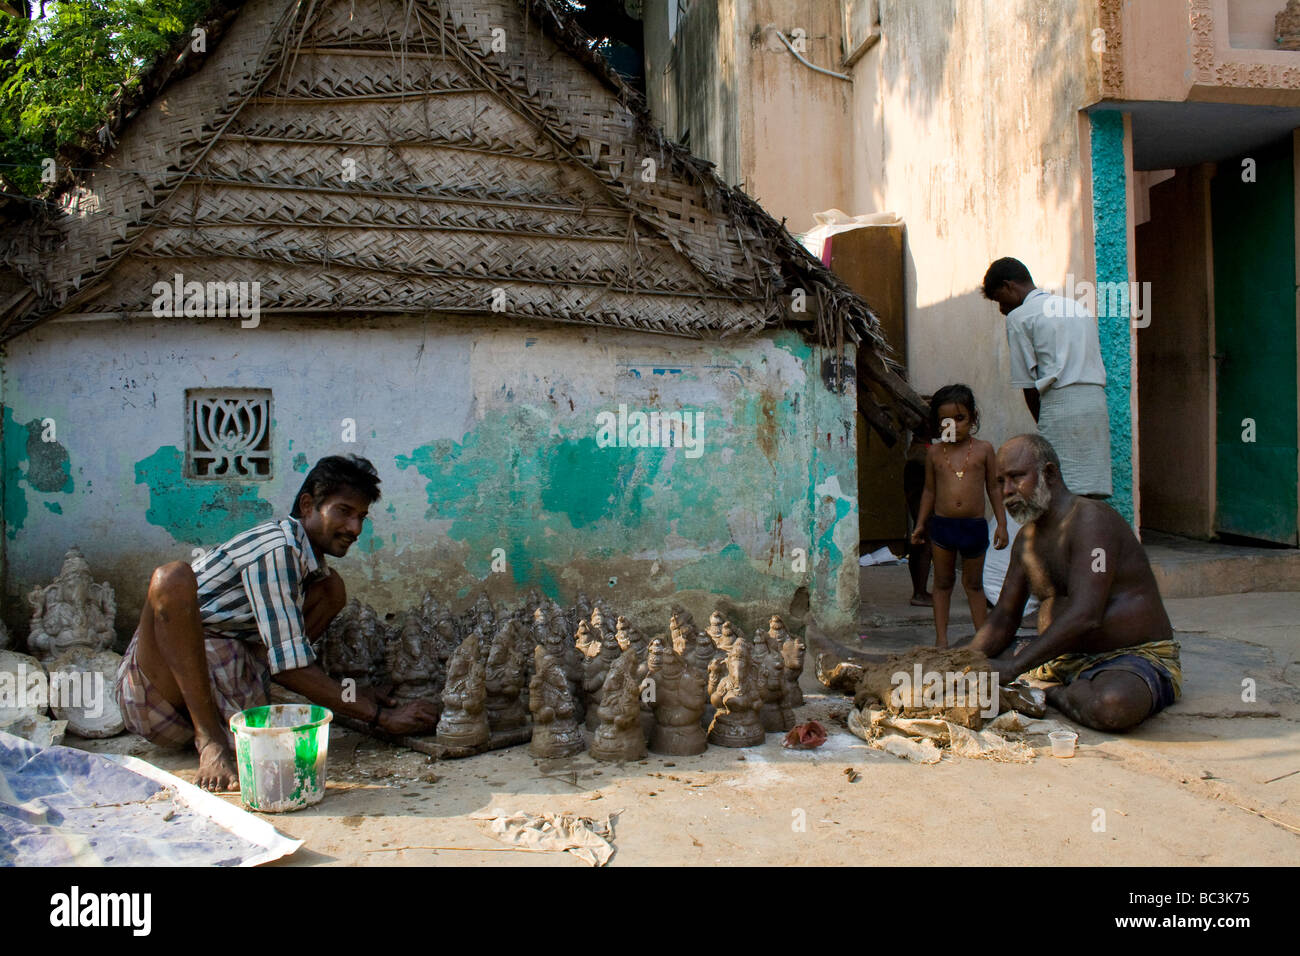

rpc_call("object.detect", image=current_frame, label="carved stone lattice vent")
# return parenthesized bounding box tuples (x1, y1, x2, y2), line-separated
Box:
(186, 389, 273, 479)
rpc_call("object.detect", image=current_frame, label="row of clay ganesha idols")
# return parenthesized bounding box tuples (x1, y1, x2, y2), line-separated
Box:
(320, 591, 807, 760)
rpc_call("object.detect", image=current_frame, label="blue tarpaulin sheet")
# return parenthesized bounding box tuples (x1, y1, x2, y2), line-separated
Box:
(0, 730, 300, 866)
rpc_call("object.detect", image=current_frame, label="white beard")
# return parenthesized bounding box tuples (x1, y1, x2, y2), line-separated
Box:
(1004, 468, 1052, 523)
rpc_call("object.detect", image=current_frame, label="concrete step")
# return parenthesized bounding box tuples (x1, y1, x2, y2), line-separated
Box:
(1141, 531, 1300, 599)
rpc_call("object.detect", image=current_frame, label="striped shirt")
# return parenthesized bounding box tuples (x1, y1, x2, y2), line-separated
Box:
(192, 517, 327, 674)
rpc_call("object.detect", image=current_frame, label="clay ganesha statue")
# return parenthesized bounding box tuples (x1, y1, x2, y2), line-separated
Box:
(707, 639, 765, 748)
(529, 647, 585, 758)
(323, 598, 384, 685)
(589, 650, 646, 763)
(646, 637, 707, 756)
(27, 548, 116, 662)
(436, 633, 489, 748)
(780, 628, 806, 710)
(387, 610, 444, 705)
(752, 628, 793, 733)
(582, 619, 624, 729)
(485, 625, 527, 731)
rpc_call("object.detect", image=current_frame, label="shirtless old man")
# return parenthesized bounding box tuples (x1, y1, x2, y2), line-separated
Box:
(971, 434, 1181, 731)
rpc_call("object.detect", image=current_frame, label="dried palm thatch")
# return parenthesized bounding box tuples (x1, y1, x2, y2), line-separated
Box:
(0, 0, 925, 434)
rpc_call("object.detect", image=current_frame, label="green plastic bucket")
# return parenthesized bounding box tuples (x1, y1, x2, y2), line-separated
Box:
(229, 704, 332, 812)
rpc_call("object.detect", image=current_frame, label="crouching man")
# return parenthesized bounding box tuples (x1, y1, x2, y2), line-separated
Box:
(114, 454, 438, 791)
(972, 435, 1182, 731)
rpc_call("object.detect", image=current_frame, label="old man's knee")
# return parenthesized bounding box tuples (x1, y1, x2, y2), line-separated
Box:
(1082, 673, 1152, 732)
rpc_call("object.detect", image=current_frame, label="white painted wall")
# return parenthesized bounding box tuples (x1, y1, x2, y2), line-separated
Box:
(2, 315, 860, 638)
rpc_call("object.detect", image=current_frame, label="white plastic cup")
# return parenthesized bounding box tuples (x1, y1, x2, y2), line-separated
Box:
(1048, 729, 1078, 758)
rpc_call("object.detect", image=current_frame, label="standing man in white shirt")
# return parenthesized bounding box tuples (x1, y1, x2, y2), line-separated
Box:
(982, 257, 1113, 498)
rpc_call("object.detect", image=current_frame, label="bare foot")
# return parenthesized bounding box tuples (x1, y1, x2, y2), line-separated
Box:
(934, 638, 948, 649)
(910, 593, 934, 607)
(195, 739, 240, 792)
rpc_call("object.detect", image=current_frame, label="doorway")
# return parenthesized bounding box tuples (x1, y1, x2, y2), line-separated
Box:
(1210, 138, 1299, 545)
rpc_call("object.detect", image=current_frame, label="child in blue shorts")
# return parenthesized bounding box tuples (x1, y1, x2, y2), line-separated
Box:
(910, 385, 1008, 647)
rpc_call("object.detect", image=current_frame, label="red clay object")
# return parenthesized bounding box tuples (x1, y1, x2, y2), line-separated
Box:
(783, 720, 828, 749)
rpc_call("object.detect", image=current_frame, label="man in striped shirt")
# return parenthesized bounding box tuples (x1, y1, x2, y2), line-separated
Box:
(115, 455, 438, 791)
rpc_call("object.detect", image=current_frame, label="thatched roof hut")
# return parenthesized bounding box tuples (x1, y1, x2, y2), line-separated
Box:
(0, 0, 921, 422)
(0, 0, 923, 637)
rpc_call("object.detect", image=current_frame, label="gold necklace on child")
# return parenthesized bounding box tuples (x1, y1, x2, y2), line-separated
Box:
(942, 440, 973, 479)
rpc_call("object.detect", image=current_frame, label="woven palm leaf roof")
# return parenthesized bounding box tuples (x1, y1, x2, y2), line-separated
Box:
(0, 0, 925, 431)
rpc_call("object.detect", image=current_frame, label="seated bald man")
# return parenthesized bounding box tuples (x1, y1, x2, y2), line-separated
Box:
(971, 434, 1181, 731)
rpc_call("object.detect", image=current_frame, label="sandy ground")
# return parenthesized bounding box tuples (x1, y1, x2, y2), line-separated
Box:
(71, 588, 1300, 866)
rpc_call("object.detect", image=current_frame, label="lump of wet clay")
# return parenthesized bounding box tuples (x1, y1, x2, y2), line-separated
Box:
(485, 624, 527, 731)
(48, 647, 125, 738)
(589, 650, 646, 763)
(436, 632, 489, 748)
(646, 637, 707, 756)
(2, 713, 67, 747)
(707, 639, 765, 748)
(853, 646, 996, 729)
(815, 653, 865, 694)
(27, 548, 116, 662)
(529, 647, 585, 758)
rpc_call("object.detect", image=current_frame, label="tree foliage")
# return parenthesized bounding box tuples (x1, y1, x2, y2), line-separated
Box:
(0, 0, 208, 194)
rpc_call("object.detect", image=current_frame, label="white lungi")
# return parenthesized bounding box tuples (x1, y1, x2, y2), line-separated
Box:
(1037, 383, 1113, 497)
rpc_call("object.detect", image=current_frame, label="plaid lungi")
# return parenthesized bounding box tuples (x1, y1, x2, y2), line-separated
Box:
(114, 629, 272, 749)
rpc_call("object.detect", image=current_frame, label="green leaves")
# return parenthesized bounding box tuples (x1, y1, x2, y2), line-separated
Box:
(0, 0, 209, 195)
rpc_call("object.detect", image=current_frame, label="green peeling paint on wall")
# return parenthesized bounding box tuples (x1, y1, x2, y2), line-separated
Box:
(134, 445, 273, 545)
(292, 452, 309, 473)
(817, 495, 852, 567)
(2, 406, 30, 540)
(396, 392, 816, 607)
(671, 542, 785, 598)
(542, 437, 663, 528)
(770, 331, 814, 363)
(1090, 110, 1135, 522)
(355, 516, 385, 554)
(2, 406, 75, 539)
